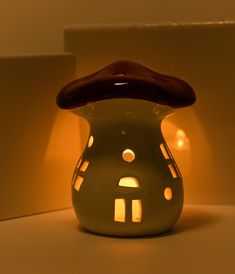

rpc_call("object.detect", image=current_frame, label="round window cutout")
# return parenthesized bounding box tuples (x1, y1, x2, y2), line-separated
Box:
(122, 149, 135, 162)
(88, 136, 94, 148)
(164, 187, 173, 200)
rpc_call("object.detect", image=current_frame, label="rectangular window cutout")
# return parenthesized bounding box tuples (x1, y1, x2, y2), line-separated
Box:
(72, 158, 82, 182)
(132, 200, 142, 223)
(174, 163, 182, 178)
(76, 158, 82, 169)
(118, 177, 140, 188)
(74, 176, 84, 191)
(160, 143, 170, 159)
(114, 199, 126, 222)
(168, 164, 178, 178)
(165, 144, 173, 159)
(79, 160, 89, 172)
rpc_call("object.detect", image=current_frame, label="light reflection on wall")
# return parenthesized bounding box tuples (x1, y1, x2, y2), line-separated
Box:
(174, 129, 190, 151)
(44, 111, 80, 162)
(161, 118, 192, 178)
(162, 108, 214, 204)
(43, 111, 81, 206)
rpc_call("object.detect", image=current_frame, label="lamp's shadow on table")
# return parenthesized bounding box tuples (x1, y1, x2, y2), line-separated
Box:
(172, 205, 220, 234)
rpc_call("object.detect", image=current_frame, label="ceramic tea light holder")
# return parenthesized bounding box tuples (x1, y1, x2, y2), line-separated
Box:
(57, 60, 196, 236)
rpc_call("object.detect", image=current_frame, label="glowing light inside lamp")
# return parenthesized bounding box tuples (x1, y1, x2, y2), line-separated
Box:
(164, 187, 172, 200)
(72, 158, 82, 182)
(118, 177, 140, 188)
(88, 136, 94, 148)
(79, 160, 89, 172)
(114, 199, 126, 222)
(160, 143, 171, 159)
(74, 176, 84, 191)
(168, 164, 178, 178)
(76, 158, 82, 168)
(132, 200, 142, 222)
(122, 149, 135, 162)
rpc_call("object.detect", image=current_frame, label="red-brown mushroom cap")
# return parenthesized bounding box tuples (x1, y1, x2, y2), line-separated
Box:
(57, 60, 196, 109)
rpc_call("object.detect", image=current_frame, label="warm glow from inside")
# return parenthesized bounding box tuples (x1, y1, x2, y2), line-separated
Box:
(76, 158, 82, 168)
(118, 177, 140, 188)
(160, 143, 170, 159)
(122, 149, 135, 162)
(72, 158, 82, 183)
(132, 200, 142, 223)
(79, 160, 89, 172)
(74, 176, 84, 192)
(114, 199, 126, 222)
(164, 187, 172, 200)
(168, 164, 178, 178)
(88, 136, 94, 148)
(174, 163, 182, 178)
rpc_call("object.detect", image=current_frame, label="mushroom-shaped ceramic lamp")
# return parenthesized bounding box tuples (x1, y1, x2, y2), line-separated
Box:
(57, 60, 196, 236)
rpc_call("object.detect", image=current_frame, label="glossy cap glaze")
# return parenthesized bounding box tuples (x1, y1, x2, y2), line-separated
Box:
(57, 60, 196, 109)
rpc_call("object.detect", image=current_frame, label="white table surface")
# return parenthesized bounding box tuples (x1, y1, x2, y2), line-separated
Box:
(1, 205, 234, 274)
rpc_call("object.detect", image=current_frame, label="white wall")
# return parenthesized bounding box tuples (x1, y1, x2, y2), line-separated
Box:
(0, 0, 235, 55)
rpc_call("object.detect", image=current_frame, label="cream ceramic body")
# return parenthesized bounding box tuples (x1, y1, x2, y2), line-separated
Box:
(71, 99, 183, 236)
